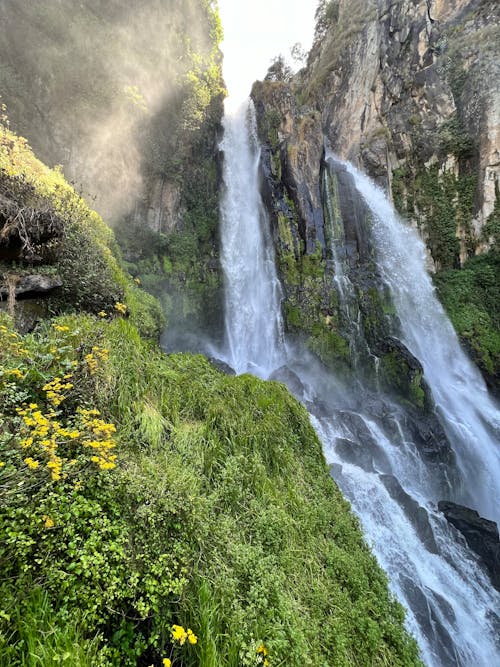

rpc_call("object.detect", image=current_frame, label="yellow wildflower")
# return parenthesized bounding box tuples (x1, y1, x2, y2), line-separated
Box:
(187, 628, 197, 645)
(172, 624, 188, 645)
(114, 301, 127, 314)
(52, 324, 70, 332)
(98, 310, 107, 317)
(42, 515, 55, 528)
(257, 643, 268, 657)
(162, 660, 171, 667)
(0, 462, 5, 468)
(24, 457, 39, 469)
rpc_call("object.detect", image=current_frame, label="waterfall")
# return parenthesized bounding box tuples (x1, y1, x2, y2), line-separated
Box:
(217, 103, 500, 663)
(219, 97, 284, 376)
(340, 158, 500, 526)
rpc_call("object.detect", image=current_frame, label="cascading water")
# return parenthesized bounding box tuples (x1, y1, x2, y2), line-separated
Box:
(219, 97, 284, 376)
(218, 110, 500, 661)
(339, 157, 500, 526)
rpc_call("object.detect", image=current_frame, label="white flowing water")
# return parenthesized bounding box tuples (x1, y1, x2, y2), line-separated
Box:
(219, 97, 284, 376)
(339, 158, 500, 526)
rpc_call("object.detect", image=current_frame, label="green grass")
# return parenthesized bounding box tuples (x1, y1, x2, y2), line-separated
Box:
(0, 312, 423, 666)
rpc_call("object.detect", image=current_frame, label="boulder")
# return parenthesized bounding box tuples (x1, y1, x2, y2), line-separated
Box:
(438, 500, 500, 590)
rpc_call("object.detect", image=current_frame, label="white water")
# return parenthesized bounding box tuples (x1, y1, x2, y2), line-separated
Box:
(219, 98, 284, 376)
(340, 158, 500, 526)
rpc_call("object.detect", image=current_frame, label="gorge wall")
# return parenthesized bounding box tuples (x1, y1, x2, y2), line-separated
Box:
(251, 0, 499, 393)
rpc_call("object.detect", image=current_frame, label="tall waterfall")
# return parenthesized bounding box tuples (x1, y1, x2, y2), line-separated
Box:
(219, 98, 284, 376)
(341, 158, 500, 526)
(217, 105, 500, 663)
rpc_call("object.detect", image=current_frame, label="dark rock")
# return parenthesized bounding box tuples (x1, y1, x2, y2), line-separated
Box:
(208, 358, 236, 376)
(380, 474, 438, 553)
(438, 500, 500, 591)
(0, 273, 62, 298)
(269, 364, 309, 399)
(398, 574, 460, 667)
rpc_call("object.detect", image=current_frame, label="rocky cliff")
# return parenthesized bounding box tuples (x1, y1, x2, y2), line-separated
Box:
(252, 0, 499, 392)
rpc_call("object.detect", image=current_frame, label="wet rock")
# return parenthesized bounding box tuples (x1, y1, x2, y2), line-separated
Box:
(270, 365, 309, 399)
(380, 474, 438, 553)
(438, 500, 500, 590)
(398, 574, 459, 667)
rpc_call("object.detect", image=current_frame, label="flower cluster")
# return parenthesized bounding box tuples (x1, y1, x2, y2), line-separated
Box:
(257, 643, 270, 666)
(114, 301, 127, 315)
(77, 407, 117, 470)
(16, 401, 117, 479)
(42, 374, 74, 406)
(171, 624, 197, 646)
(85, 346, 109, 375)
(0, 324, 29, 359)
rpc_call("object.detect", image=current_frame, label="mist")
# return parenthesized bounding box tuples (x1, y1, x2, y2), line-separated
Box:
(0, 0, 222, 224)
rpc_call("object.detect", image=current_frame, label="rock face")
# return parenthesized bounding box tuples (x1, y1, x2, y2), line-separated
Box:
(0, 274, 62, 298)
(251, 0, 499, 394)
(438, 500, 500, 590)
(305, 0, 499, 267)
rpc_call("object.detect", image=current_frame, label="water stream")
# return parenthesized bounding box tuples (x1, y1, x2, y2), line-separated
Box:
(219, 97, 284, 376)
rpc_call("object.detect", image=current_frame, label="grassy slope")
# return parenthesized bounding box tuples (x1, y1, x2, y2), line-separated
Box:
(0, 129, 422, 665)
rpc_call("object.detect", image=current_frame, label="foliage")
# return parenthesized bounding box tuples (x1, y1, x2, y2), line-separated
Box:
(0, 121, 164, 338)
(264, 55, 293, 83)
(0, 308, 422, 665)
(434, 252, 500, 387)
(392, 164, 476, 270)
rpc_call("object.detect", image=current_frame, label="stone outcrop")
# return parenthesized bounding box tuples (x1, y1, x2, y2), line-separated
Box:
(303, 0, 499, 267)
(438, 500, 500, 590)
(0, 274, 62, 298)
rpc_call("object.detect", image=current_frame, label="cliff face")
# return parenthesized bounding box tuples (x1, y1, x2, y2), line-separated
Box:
(252, 0, 499, 393)
(305, 0, 499, 267)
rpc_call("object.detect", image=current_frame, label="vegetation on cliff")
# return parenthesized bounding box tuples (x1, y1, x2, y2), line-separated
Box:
(0, 123, 422, 665)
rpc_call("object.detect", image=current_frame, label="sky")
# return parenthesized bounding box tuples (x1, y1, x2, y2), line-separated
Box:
(218, 0, 317, 102)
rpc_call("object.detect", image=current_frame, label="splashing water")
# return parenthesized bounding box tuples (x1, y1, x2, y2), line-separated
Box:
(219, 97, 284, 376)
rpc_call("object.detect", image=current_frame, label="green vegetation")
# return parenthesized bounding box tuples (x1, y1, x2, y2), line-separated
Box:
(392, 165, 476, 270)
(434, 252, 500, 389)
(0, 122, 164, 339)
(0, 310, 422, 666)
(0, 115, 422, 667)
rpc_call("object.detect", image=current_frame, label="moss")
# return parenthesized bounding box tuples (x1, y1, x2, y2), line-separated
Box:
(379, 351, 426, 410)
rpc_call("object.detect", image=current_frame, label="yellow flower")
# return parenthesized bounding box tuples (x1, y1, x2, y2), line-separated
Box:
(257, 643, 268, 657)
(114, 301, 127, 314)
(98, 310, 107, 317)
(134, 277, 141, 285)
(0, 462, 5, 468)
(172, 624, 188, 645)
(187, 628, 197, 645)
(24, 457, 39, 469)
(42, 515, 54, 528)
(162, 659, 171, 667)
